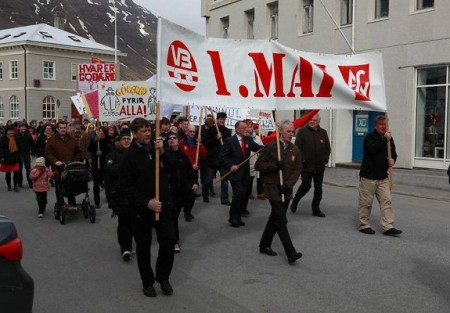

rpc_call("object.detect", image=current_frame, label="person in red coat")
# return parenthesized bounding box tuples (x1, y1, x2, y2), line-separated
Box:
(179, 125, 207, 187)
(29, 157, 53, 218)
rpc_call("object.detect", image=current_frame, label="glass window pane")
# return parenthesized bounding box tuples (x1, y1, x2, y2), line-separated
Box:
(417, 67, 446, 85)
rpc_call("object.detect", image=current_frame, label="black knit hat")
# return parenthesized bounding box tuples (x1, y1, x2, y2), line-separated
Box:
(117, 128, 131, 140)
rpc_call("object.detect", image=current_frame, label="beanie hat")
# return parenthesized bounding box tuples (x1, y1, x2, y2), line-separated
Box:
(35, 157, 46, 166)
(117, 128, 131, 140)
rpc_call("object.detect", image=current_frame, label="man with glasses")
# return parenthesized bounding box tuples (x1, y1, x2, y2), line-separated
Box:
(290, 114, 330, 217)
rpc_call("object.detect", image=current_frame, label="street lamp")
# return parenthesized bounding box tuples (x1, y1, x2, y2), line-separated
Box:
(113, 0, 118, 80)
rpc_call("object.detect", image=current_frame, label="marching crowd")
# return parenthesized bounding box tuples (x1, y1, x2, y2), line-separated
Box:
(0, 112, 404, 297)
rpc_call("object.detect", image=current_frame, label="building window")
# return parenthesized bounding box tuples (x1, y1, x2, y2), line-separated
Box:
(0, 62, 3, 80)
(43, 61, 55, 80)
(10, 60, 18, 79)
(268, 2, 278, 40)
(415, 67, 448, 160)
(246, 9, 255, 40)
(9, 95, 19, 119)
(417, 0, 434, 10)
(375, 0, 389, 18)
(71, 63, 77, 81)
(220, 16, 229, 38)
(341, 0, 353, 25)
(303, 0, 314, 34)
(0, 97, 3, 118)
(42, 96, 56, 119)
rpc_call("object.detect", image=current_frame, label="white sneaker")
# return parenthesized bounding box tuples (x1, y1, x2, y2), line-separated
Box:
(174, 243, 181, 253)
(38, 213, 43, 218)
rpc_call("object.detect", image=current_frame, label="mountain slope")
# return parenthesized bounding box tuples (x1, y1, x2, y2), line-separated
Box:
(0, 0, 157, 80)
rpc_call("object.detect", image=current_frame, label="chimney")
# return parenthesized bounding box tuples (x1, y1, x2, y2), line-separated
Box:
(53, 11, 65, 30)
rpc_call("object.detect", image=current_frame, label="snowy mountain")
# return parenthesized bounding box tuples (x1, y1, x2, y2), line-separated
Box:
(0, 0, 157, 80)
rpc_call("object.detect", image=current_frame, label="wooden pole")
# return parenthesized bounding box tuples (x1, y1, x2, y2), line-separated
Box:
(385, 112, 394, 190)
(274, 110, 285, 202)
(155, 101, 161, 221)
(96, 120, 101, 169)
(194, 107, 203, 168)
(214, 147, 265, 184)
(209, 106, 223, 145)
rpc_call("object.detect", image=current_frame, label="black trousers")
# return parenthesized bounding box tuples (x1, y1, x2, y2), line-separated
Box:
(173, 189, 196, 242)
(117, 212, 134, 254)
(92, 168, 104, 206)
(5, 171, 20, 188)
(18, 154, 32, 186)
(229, 179, 249, 222)
(35, 191, 47, 214)
(260, 200, 296, 258)
(132, 205, 176, 287)
(293, 170, 325, 209)
(256, 175, 264, 195)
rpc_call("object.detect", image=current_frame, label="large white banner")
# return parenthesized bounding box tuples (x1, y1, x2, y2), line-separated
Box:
(157, 18, 386, 111)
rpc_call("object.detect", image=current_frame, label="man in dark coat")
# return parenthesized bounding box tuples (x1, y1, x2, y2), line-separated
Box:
(220, 120, 262, 227)
(290, 113, 331, 217)
(255, 120, 303, 264)
(358, 115, 402, 236)
(15, 122, 34, 188)
(119, 117, 176, 297)
(104, 129, 133, 261)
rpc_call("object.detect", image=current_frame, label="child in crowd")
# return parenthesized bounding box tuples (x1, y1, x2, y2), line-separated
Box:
(29, 157, 53, 218)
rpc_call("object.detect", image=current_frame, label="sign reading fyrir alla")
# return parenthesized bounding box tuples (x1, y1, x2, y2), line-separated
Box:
(98, 81, 157, 122)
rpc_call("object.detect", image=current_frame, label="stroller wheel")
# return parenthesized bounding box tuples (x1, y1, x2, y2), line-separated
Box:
(54, 203, 60, 220)
(82, 200, 89, 218)
(89, 205, 96, 224)
(60, 206, 66, 225)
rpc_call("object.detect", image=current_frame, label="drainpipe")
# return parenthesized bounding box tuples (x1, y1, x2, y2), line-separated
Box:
(21, 45, 28, 121)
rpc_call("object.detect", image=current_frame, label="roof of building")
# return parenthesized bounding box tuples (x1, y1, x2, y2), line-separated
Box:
(0, 23, 118, 54)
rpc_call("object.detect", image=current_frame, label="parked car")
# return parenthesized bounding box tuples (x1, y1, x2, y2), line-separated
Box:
(0, 216, 34, 313)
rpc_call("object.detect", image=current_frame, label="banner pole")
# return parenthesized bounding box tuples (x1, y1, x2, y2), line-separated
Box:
(274, 110, 285, 202)
(155, 101, 161, 221)
(195, 107, 203, 168)
(209, 106, 223, 145)
(96, 119, 101, 169)
(385, 112, 394, 190)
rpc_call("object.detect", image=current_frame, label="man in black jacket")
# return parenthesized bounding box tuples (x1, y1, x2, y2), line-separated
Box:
(358, 115, 402, 236)
(290, 114, 330, 217)
(119, 118, 176, 297)
(15, 123, 34, 188)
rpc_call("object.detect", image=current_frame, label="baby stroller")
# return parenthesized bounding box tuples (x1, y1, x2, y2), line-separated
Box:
(53, 161, 95, 225)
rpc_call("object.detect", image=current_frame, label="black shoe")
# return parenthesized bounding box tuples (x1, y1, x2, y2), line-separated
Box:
(242, 210, 250, 217)
(95, 204, 100, 209)
(288, 252, 303, 264)
(28, 182, 33, 189)
(229, 219, 240, 228)
(238, 220, 245, 226)
(7, 187, 12, 191)
(259, 247, 277, 256)
(312, 210, 326, 218)
(195, 193, 201, 198)
(210, 190, 216, 197)
(290, 199, 299, 213)
(18, 184, 24, 188)
(221, 200, 231, 206)
(359, 227, 376, 235)
(13, 186, 19, 192)
(159, 280, 173, 295)
(184, 213, 194, 222)
(203, 197, 209, 203)
(122, 251, 132, 262)
(383, 228, 402, 236)
(143, 285, 157, 297)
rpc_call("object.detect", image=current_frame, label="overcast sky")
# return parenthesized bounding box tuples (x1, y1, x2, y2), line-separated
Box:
(132, 0, 206, 34)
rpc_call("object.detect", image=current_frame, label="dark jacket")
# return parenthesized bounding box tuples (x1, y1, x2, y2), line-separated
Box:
(104, 147, 129, 214)
(359, 130, 397, 180)
(14, 131, 34, 156)
(44, 134, 82, 168)
(164, 148, 197, 193)
(220, 134, 262, 182)
(119, 140, 173, 216)
(202, 124, 231, 168)
(0, 136, 20, 165)
(35, 132, 53, 158)
(255, 140, 302, 201)
(294, 125, 330, 174)
(88, 137, 112, 171)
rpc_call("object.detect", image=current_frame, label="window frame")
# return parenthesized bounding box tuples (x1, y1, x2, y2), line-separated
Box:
(43, 60, 55, 80)
(10, 60, 18, 79)
(375, 0, 389, 19)
(0, 96, 3, 118)
(245, 9, 255, 40)
(303, 0, 314, 34)
(9, 95, 19, 119)
(340, 0, 353, 26)
(0, 62, 3, 80)
(416, 0, 434, 11)
(71, 63, 77, 81)
(220, 16, 229, 39)
(42, 96, 56, 120)
(268, 2, 279, 40)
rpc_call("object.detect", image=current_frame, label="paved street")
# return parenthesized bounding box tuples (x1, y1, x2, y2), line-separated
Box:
(1, 170, 450, 313)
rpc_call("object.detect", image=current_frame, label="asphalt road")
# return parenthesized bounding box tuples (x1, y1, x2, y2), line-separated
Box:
(1, 177, 449, 313)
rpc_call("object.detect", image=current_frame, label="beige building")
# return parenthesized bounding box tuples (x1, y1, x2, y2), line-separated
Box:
(0, 23, 121, 124)
(201, 0, 449, 170)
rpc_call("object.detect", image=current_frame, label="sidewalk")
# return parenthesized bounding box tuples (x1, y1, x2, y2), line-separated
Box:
(324, 165, 450, 202)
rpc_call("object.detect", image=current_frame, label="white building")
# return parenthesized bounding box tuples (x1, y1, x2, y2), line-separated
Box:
(201, 0, 449, 170)
(0, 23, 121, 124)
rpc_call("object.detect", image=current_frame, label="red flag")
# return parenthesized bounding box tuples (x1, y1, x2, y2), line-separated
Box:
(91, 57, 105, 64)
(262, 110, 320, 144)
